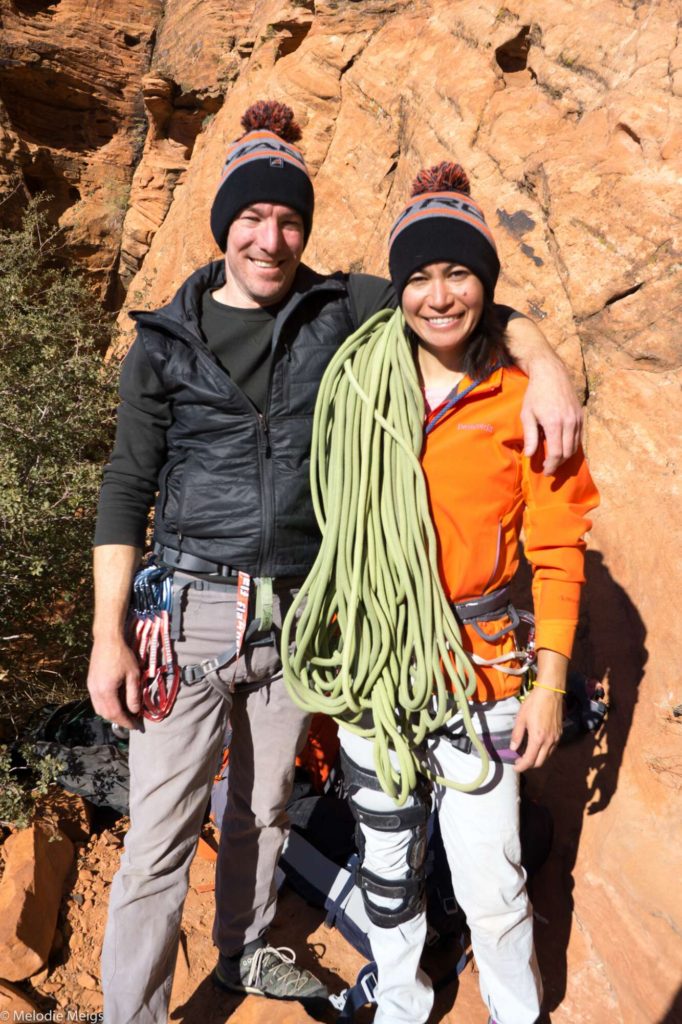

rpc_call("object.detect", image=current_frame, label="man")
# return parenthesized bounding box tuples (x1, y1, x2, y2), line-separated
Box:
(87, 101, 581, 1023)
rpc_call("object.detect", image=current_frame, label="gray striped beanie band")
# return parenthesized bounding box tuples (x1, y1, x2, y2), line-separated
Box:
(389, 192, 497, 251)
(218, 131, 310, 183)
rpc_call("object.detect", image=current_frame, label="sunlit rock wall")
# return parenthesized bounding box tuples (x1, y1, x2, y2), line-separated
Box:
(4, 1, 680, 1020)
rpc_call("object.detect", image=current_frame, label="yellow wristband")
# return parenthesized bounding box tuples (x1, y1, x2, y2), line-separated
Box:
(531, 680, 567, 695)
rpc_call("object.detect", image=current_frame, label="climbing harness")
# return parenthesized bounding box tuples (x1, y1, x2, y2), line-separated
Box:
(281, 308, 492, 804)
(452, 586, 537, 680)
(175, 572, 275, 689)
(128, 562, 180, 722)
(130, 553, 280, 717)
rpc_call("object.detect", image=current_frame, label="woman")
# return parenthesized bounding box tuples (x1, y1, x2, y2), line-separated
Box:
(283, 162, 599, 1024)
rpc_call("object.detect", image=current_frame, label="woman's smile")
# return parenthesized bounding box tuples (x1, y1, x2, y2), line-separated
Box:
(402, 262, 485, 370)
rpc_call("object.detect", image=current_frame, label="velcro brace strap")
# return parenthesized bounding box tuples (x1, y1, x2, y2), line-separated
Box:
(340, 748, 384, 795)
(352, 801, 429, 833)
(356, 866, 424, 928)
(358, 866, 422, 902)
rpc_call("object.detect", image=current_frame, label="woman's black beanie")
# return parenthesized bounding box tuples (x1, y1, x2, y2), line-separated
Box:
(388, 162, 500, 301)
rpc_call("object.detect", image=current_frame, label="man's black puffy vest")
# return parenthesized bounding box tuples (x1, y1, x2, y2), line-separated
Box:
(135, 262, 357, 577)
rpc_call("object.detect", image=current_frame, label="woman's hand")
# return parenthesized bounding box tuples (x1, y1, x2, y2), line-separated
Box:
(506, 318, 583, 475)
(510, 650, 568, 772)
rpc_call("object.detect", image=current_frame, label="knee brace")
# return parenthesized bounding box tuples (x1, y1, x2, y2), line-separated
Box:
(341, 748, 430, 928)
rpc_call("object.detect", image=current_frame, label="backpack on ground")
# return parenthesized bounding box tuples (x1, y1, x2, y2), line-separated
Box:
(28, 698, 130, 814)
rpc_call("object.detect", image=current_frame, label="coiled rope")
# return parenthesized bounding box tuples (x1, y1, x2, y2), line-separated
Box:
(281, 308, 490, 804)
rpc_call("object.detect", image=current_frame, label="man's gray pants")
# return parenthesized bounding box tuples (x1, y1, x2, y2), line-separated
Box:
(101, 575, 310, 1023)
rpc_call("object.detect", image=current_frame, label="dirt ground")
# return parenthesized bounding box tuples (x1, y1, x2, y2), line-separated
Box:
(11, 735, 616, 1024)
(11, 815, 488, 1024)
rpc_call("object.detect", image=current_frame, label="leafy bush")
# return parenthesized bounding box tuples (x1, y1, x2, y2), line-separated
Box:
(0, 201, 117, 722)
(0, 743, 65, 829)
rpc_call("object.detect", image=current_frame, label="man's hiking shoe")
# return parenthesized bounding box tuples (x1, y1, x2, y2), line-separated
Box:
(214, 944, 328, 1002)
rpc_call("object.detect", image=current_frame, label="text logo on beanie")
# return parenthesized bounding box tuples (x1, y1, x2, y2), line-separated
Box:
(210, 100, 315, 252)
(388, 162, 500, 301)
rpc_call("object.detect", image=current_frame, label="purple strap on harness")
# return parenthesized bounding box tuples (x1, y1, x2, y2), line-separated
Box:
(445, 728, 519, 764)
(482, 730, 519, 765)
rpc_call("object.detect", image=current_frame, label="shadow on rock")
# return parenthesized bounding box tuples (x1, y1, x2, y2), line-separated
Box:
(169, 972, 245, 1024)
(171, 975, 339, 1024)
(522, 549, 647, 1013)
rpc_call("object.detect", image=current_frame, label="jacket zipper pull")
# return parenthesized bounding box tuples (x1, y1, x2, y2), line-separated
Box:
(259, 413, 271, 457)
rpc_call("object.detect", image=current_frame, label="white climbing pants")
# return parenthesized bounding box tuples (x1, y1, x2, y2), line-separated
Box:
(340, 697, 542, 1024)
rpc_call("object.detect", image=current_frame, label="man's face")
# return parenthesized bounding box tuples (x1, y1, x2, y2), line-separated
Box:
(222, 203, 306, 307)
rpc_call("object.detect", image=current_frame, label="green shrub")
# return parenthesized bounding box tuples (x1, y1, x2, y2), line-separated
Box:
(0, 743, 65, 829)
(0, 201, 117, 723)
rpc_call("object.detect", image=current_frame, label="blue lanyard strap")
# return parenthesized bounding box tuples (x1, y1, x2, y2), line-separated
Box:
(424, 362, 501, 436)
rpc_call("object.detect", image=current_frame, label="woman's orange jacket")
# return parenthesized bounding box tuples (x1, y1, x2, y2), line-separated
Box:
(421, 365, 599, 702)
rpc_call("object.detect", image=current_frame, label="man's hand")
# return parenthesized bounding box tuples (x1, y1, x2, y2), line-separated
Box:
(506, 318, 583, 475)
(87, 635, 142, 729)
(510, 649, 568, 772)
(89, 543, 143, 729)
(521, 367, 583, 475)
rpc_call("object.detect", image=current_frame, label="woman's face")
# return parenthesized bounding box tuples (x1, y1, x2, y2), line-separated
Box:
(401, 262, 485, 364)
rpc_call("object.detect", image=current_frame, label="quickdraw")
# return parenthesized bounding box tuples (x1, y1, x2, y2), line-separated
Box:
(128, 562, 180, 722)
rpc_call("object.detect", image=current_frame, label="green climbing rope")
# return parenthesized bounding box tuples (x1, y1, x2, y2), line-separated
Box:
(281, 308, 490, 804)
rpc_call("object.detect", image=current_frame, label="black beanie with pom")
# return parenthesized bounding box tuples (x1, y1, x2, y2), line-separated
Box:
(210, 100, 314, 251)
(388, 162, 500, 301)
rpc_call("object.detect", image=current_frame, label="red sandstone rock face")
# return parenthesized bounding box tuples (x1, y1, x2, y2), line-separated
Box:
(0, 824, 74, 981)
(110, 3, 682, 1019)
(3, 0, 680, 1020)
(0, 0, 162, 299)
(115, 0, 259, 290)
(117, 0, 311, 294)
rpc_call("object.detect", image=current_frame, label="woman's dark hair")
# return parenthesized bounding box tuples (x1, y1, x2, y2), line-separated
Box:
(461, 298, 515, 379)
(406, 297, 514, 381)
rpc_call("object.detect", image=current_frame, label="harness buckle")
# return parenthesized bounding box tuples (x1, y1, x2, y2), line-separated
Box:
(442, 894, 459, 915)
(360, 969, 378, 1003)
